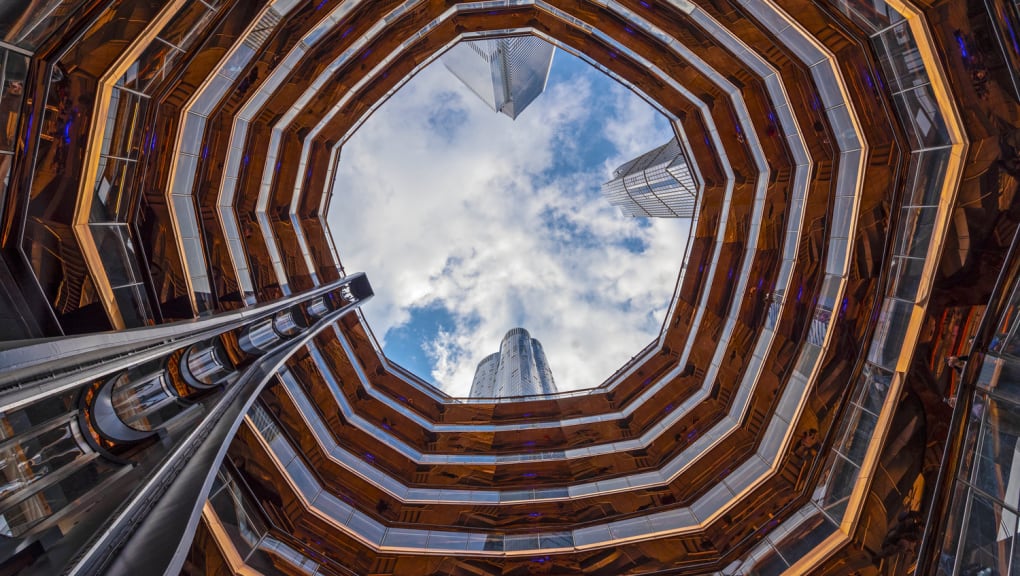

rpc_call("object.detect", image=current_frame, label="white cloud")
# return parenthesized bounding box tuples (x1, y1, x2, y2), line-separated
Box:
(328, 52, 689, 396)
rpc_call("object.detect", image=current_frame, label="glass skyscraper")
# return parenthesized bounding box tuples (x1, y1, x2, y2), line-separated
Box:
(442, 36, 555, 120)
(469, 328, 557, 398)
(0, 1, 1012, 575)
(602, 138, 699, 218)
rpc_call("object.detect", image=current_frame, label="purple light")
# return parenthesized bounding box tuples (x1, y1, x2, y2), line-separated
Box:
(955, 31, 969, 59)
(24, 112, 33, 148)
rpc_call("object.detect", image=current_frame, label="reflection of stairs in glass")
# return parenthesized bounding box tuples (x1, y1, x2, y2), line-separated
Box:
(9, 0, 74, 45)
(55, 237, 89, 315)
(245, 8, 283, 50)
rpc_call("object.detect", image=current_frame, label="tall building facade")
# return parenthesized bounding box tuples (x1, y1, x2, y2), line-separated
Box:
(442, 36, 554, 120)
(602, 138, 699, 217)
(0, 2, 1011, 576)
(469, 327, 557, 397)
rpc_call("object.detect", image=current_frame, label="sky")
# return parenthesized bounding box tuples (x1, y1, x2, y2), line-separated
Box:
(328, 42, 691, 396)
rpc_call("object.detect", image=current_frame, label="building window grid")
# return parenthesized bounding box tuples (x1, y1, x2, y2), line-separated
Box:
(604, 139, 697, 218)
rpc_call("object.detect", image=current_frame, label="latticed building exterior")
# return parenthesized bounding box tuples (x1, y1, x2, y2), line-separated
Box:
(442, 36, 554, 120)
(602, 138, 699, 218)
(0, 2, 1014, 576)
(469, 328, 557, 397)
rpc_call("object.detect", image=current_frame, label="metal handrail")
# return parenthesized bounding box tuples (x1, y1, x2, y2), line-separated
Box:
(0, 274, 369, 411)
(913, 223, 1020, 575)
(64, 284, 372, 576)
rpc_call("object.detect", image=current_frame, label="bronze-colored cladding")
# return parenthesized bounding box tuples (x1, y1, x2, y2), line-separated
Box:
(226, 400, 826, 574)
(135, 0, 273, 319)
(189, 2, 877, 562)
(0, 0, 982, 573)
(229, 0, 877, 444)
(99, 0, 832, 562)
(205, 2, 909, 570)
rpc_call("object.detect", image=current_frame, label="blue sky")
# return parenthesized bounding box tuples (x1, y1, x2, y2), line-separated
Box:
(329, 41, 691, 395)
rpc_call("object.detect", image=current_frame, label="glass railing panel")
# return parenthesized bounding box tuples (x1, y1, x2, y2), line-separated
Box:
(734, 0, 792, 35)
(426, 531, 474, 552)
(887, 255, 926, 301)
(834, 405, 878, 466)
(905, 148, 953, 207)
(723, 454, 770, 495)
(818, 453, 859, 521)
(824, 104, 860, 151)
(311, 490, 354, 526)
(895, 205, 938, 259)
(0, 1, 90, 50)
(92, 224, 141, 286)
(208, 475, 269, 561)
(867, 299, 915, 370)
(873, 21, 929, 93)
(646, 506, 696, 533)
(382, 527, 428, 549)
(774, 372, 805, 424)
(540, 532, 572, 549)
(343, 507, 384, 543)
(758, 407, 791, 462)
(856, 363, 892, 416)
(0, 421, 83, 500)
(892, 83, 951, 150)
(159, 0, 216, 53)
(835, 0, 905, 33)
(284, 455, 321, 502)
(249, 403, 299, 467)
(691, 481, 735, 523)
(0, 48, 27, 158)
(936, 482, 974, 575)
(955, 490, 1017, 575)
(972, 397, 1020, 507)
(608, 515, 652, 540)
(769, 510, 838, 570)
(250, 537, 319, 575)
(0, 457, 118, 538)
